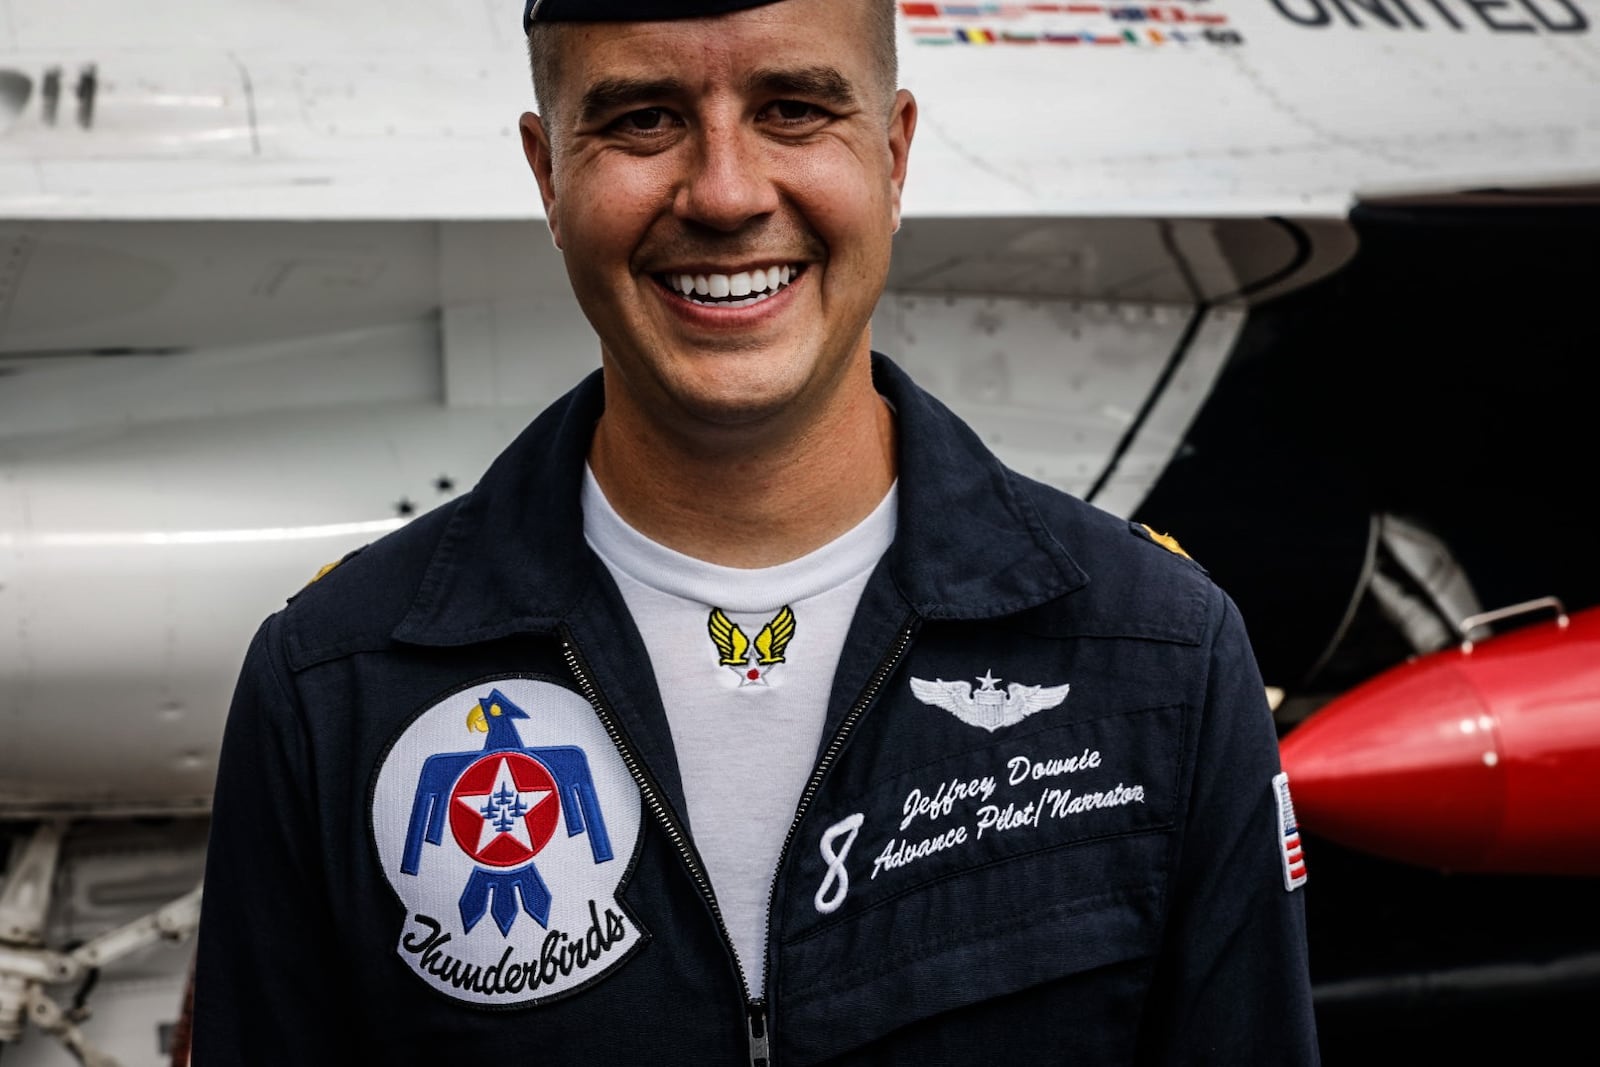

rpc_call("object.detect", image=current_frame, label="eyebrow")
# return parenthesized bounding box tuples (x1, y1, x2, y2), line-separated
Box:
(574, 65, 860, 125)
(744, 65, 859, 109)
(576, 77, 686, 123)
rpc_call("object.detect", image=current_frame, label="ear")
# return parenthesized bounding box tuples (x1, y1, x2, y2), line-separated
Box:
(886, 89, 917, 234)
(520, 111, 563, 249)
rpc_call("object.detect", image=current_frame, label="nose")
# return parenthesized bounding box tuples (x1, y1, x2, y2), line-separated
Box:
(674, 119, 780, 232)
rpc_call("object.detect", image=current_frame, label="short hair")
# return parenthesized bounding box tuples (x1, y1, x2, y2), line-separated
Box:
(528, 1, 899, 129)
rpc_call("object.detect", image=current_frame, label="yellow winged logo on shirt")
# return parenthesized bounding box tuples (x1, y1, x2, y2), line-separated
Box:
(708, 606, 796, 687)
(754, 606, 796, 665)
(707, 608, 751, 666)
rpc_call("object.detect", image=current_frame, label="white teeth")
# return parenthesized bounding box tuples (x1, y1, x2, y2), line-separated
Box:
(661, 265, 799, 304)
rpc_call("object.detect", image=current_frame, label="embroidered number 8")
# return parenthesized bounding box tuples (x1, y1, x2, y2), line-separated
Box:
(814, 812, 865, 914)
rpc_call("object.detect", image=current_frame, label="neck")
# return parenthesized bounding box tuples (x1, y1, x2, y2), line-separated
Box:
(588, 359, 897, 569)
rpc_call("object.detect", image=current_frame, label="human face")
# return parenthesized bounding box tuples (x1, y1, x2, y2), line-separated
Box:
(520, 0, 916, 440)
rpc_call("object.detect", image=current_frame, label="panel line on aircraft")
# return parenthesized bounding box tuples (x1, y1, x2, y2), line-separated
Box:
(2, 517, 408, 548)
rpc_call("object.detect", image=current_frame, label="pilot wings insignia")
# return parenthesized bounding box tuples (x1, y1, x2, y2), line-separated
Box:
(708, 605, 797, 687)
(909, 669, 1070, 732)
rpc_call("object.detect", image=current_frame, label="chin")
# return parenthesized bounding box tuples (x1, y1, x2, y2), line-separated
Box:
(661, 356, 817, 424)
(671, 387, 802, 430)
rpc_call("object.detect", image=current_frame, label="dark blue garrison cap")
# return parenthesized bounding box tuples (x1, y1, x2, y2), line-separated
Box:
(524, 0, 788, 32)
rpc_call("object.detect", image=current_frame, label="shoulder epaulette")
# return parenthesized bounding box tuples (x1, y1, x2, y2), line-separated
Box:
(1129, 522, 1208, 575)
(1137, 523, 1193, 561)
(289, 545, 367, 602)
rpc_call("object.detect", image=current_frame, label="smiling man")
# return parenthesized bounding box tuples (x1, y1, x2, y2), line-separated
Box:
(523, 0, 910, 570)
(193, 1, 1319, 1064)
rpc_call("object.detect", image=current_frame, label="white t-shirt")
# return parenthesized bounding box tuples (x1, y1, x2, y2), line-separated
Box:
(581, 467, 896, 997)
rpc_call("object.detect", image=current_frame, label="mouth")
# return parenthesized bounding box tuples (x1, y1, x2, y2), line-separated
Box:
(653, 264, 806, 309)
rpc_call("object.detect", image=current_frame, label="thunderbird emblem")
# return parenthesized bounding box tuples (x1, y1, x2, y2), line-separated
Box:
(371, 677, 645, 1006)
(400, 689, 614, 936)
(909, 669, 1070, 732)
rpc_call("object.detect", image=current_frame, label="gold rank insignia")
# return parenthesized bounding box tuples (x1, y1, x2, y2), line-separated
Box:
(287, 548, 364, 603)
(1139, 523, 1193, 561)
(308, 559, 343, 585)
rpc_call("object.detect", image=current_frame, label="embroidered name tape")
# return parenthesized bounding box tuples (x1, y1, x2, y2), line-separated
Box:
(371, 677, 646, 1006)
(801, 705, 1181, 922)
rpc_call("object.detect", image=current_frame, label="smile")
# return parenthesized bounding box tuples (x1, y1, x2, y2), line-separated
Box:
(654, 265, 804, 308)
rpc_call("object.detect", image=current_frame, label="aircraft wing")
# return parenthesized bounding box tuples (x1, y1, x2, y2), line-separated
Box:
(0, 1, 1596, 220)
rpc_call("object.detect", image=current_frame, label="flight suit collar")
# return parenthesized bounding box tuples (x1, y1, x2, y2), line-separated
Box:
(391, 371, 601, 646)
(392, 354, 1087, 646)
(872, 355, 1088, 619)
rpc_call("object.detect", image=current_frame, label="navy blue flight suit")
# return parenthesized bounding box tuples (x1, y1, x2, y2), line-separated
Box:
(194, 355, 1319, 1065)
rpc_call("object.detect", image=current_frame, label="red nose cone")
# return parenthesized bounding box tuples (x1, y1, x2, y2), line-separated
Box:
(1279, 605, 1600, 875)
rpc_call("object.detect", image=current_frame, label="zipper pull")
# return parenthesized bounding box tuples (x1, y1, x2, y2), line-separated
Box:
(748, 1000, 770, 1067)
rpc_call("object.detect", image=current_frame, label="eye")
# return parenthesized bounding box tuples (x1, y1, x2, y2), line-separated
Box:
(620, 108, 667, 132)
(765, 100, 828, 126)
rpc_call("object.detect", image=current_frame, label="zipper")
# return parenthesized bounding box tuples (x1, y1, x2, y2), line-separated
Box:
(756, 616, 920, 1054)
(564, 617, 918, 1066)
(558, 629, 757, 1012)
(748, 999, 770, 1067)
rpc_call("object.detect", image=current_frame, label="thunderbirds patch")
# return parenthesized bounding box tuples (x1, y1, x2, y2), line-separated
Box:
(371, 678, 645, 1006)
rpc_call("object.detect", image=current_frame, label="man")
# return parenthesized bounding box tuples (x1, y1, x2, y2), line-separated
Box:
(193, 0, 1320, 1063)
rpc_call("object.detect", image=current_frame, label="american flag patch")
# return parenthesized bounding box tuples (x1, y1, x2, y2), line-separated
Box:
(1273, 772, 1307, 891)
